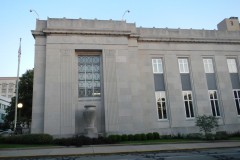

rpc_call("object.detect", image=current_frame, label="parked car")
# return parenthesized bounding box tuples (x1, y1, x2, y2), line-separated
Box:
(0, 129, 14, 136)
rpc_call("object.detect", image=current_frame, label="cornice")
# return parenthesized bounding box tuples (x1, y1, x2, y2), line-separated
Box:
(137, 37, 240, 44)
(32, 29, 240, 44)
(44, 29, 133, 36)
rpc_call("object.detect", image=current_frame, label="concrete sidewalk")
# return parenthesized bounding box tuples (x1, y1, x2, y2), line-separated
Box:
(0, 141, 240, 158)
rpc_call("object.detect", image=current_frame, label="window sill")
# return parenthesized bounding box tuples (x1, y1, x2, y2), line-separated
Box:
(78, 97, 101, 101)
(185, 117, 195, 120)
(157, 119, 169, 122)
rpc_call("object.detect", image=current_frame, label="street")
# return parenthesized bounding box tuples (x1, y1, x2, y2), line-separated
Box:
(5, 147, 240, 160)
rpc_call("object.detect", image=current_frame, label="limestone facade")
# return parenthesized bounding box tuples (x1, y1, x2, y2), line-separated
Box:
(31, 17, 240, 137)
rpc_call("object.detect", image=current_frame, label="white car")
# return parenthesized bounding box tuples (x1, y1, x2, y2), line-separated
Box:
(0, 129, 14, 136)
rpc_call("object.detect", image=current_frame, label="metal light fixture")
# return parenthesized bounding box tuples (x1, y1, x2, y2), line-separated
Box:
(122, 10, 130, 21)
(30, 9, 39, 19)
(17, 103, 23, 108)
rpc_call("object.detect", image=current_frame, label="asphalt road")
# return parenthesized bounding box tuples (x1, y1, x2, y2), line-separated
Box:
(4, 147, 240, 160)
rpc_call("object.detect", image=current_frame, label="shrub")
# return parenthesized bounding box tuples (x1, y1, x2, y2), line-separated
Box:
(116, 135, 122, 142)
(1, 134, 53, 144)
(134, 134, 142, 141)
(141, 133, 147, 141)
(196, 115, 218, 137)
(107, 135, 118, 143)
(128, 134, 134, 141)
(92, 136, 108, 145)
(53, 137, 73, 146)
(229, 131, 240, 137)
(73, 135, 85, 146)
(161, 135, 172, 139)
(215, 131, 228, 140)
(205, 133, 215, 140)
(186, 133, 203, 140)
(146, 133, 154, 140)
(153, 132, 160, 139)
(23, 134, 53, 144)
(0, 135, 22, 144)
(176, 133, 184, 139)
(81, 136, 92, 145)
(121, 134, 128, 141)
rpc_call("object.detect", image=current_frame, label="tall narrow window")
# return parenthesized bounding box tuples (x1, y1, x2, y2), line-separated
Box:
(152, 59, 163, 73)
(178, 58, 189, 73)
(182, 91, 195, 118)
(155, 92, 167, 119)
(78, 55, 101, 97)
(152, 58, 167, 120)
(227, 59, 238, 73)
(227, 58, 240, 115)
(209, 90, 220, 117)
(233, 90, 240, 115)
(179, 58, 195, 118)
(203, 59, 214, 73)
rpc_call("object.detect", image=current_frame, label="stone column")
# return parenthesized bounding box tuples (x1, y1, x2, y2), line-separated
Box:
(83, 105, 98, 138)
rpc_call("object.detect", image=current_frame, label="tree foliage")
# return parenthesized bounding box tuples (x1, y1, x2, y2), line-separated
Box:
(195, 115, 218, 135)
(4, 69, 34, 127)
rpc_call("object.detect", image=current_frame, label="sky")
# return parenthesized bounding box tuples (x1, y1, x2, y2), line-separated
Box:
(0, 0, 239, 77)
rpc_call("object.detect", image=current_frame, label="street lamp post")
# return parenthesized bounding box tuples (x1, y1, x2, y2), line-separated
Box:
(16, 103, 23, 134)
(17, 103, 23, 122)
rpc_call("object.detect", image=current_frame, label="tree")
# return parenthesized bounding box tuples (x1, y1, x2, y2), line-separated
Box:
(195, 115, 218, 137)
(4, 69, 34, 128)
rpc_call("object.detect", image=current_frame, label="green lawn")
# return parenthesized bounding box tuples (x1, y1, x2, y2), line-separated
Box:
(0, 138, 239, 149)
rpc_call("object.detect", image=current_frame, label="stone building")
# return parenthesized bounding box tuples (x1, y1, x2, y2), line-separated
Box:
(31, 17, 240, 137)
(0, 95, 10, 124)
(0, 77, 17, 99)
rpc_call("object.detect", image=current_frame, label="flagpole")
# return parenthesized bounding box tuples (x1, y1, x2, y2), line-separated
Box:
(14, 38, 21, 131)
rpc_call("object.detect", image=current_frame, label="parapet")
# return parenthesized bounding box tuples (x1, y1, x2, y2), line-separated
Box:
(32, 17, 240, 44)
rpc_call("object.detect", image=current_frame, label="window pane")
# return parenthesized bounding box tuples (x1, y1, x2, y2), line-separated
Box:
(211, 100, 216, 116)
(233, 90, 240, 115)
(234, 91, 238, 98)
(189, 101, 194, 117)
(185, 101, 190, 118)
(213, 91, 218, 99)
(157, 102, 163, 119)
(158, 63, 163, 73)
(188, 93, 192, 100)
(203, 58, 214, 73)
(183, 93, 188, 100)
(155, 91, 167, 119)
(235, 100, 240, 115)
(79, 89, 85, 97)
(227, 59, 237, 73)
(78, 55, 101, 97)
(184, 63, 189, 73)
(153, 64, 157, 73)
(209, 92, 214, 99)
(162, 102, 167, 119)
(180, 65, 184, 73)
(178, 58, 189, 73)
(215, 100, 220, 116)
(152, 59, 163, 73)
(183, 91, 194, 118)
